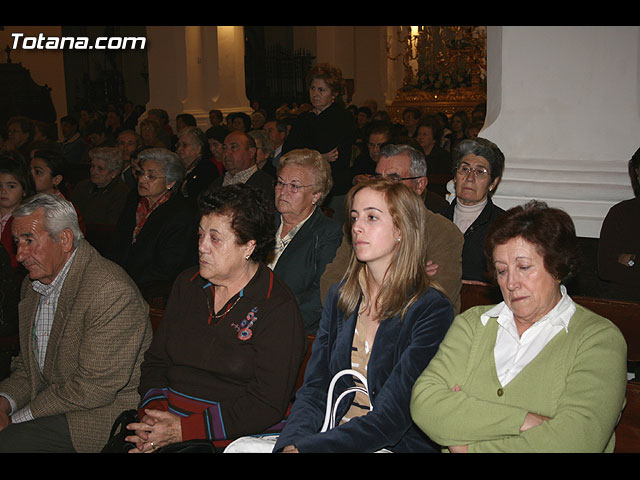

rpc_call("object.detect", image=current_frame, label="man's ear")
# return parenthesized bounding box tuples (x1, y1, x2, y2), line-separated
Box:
(415, 176, 428, 195)
(59, 228, 75, 253)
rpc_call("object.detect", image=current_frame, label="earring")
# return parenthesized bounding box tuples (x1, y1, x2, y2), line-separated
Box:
(245, 255, 250, 261)
(397, 237, 401, 242)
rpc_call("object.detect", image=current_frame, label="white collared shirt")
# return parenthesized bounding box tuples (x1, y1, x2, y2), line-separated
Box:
(267, 208, 315, 270)
(480, 285, 576, 387)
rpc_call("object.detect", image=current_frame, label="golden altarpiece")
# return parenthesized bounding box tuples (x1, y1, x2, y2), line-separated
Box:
(386, 26, 487, 122)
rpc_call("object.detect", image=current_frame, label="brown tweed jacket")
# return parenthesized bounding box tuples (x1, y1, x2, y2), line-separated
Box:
(0, 239, 153, 452)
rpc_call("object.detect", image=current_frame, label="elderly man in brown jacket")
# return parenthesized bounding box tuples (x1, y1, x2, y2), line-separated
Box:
(321, 143, 463, 313)
(0, 193, 152, 453)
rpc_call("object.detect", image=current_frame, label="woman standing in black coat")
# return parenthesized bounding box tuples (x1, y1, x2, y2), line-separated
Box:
(282, 63, 357, 225)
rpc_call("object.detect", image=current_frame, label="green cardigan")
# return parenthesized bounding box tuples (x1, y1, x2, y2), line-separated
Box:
(410, 303, 628, 452)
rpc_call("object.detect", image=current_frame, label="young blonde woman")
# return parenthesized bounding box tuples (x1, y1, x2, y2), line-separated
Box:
(272, 178, 455, 453)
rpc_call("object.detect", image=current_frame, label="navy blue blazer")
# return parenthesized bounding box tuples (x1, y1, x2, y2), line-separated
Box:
(273, 208, 342, 334)
(274, 281, 454, 453)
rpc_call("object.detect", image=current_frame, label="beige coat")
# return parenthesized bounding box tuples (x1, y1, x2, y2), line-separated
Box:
(0, 240, 153, 452)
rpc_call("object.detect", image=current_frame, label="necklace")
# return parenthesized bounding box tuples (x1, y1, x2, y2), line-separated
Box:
(204, 282, 244, 325)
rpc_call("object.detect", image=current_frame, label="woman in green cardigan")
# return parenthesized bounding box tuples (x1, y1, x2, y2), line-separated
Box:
(410, 200, 628, 453)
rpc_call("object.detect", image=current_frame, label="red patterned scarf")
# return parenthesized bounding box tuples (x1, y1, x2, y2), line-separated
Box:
(132, 191, 172, 243)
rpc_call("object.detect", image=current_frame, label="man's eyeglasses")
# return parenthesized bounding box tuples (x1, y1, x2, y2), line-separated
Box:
(455, 164, 490, 178)
(274, 180, 314, 193)
(370, 173, 424, 182)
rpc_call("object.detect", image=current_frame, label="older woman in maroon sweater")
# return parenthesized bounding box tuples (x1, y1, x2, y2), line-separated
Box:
(125, 184, 306, 452)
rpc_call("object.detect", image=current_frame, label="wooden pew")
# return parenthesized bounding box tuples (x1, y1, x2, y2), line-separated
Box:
(460, 280, 503, 312)
(148, 307, 165, 334)
(573, 296, 640, 363)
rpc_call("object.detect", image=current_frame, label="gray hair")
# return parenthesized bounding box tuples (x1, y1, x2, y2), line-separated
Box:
(179, 126, 207, 155)
(248, 129, 275, 158)
(138, 148, 185, 187)
(454, 137, 505, 181)
(89, 147, 124, 173)
(379, 143, 428, 177)
(277, 148, 333, 203)
(13, 193, 84, 246)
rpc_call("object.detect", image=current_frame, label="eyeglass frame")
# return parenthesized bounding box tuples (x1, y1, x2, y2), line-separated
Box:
(370, 173, 425, 182)
(138, 171, 166, 181)
(273, 179, 315, 194)
(454, 163, 490, 178)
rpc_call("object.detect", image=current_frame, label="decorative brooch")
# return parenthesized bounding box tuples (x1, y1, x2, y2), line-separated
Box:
(232, 307, 258, 341)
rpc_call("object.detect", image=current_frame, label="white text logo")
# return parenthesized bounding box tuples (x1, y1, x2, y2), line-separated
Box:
(11, 33, 146, 50)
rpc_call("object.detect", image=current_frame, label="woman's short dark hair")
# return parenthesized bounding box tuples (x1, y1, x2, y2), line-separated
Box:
(34, 121, 59, 142)
(198, 184, 275, 264)
(31, 148, 66, 178)
(177, 113, 197, 127)
(0, 151, 35, 196)
(454, 137, 505, 181)
(416, 115, 444, 143)
(485, 200, 581, 283)
(451, 111, 470, 130)
(7, 116, 35, 140)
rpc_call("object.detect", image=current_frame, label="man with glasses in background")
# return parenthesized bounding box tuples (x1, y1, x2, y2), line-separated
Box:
(321, 143, 463, 314)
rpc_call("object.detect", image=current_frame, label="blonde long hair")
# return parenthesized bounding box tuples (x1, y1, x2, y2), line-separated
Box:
(337, 178, 435, 321)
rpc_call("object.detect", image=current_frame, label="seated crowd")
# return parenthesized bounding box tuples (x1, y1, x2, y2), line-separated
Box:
(0, 62, 636, 453)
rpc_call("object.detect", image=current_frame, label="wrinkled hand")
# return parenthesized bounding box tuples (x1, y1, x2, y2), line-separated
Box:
(426, 260, 439, 277)
(520, 412, 551, 432)
(0, 397, 11, 432)
(449, 444, 468, 453)
(126, 409, 182, 453)
(322, 147, 339, 163)
(0, 411, 10, 432)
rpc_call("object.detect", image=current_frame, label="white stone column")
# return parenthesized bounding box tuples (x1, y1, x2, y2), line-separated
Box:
(146, 26, 251, 132)
(482, 26, 639, 238)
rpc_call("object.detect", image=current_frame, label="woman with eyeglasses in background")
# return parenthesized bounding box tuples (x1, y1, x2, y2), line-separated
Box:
(269, 149, 342, 334)
(441, 138, 505, 283)
(109, 148, 198, 304)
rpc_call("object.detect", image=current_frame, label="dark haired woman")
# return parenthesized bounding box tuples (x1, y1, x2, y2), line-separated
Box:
(30, 148, 86, 235)
(125, 183, 306, 452)
(411, 200, 627, 453)
(0, 153, 34, 270)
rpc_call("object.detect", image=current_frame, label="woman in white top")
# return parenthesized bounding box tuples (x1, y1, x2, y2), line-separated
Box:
(441, 137, 505, 282)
